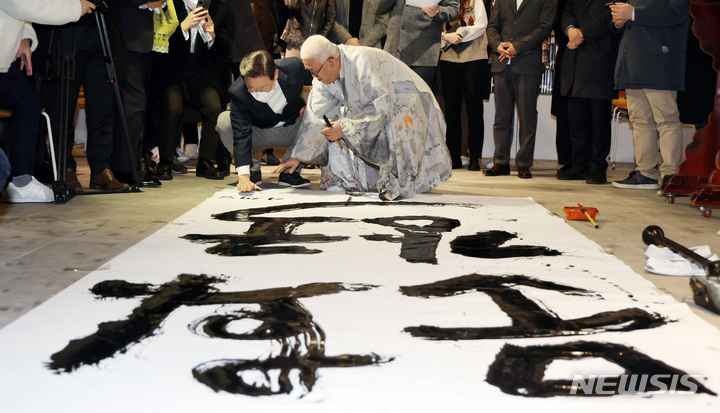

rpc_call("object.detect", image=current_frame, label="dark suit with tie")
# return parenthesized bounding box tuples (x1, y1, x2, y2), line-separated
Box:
(486, 0, 556, 168)
(223, 57, 307, 169)
(559, 0, 619, 175)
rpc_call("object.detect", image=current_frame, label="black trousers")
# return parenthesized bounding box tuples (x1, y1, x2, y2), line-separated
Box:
(156, 73, 223, 163)
(439, 59, 488, 165)
(552, 94, 572, 166)
(112, 50, 153, 173)
(567, 96, 611, 171)
(0, 65, 43, 177)
(43, 25, 115, 176)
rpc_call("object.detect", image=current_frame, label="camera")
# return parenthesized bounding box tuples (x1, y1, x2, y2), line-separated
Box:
(89, 0, 109, 13)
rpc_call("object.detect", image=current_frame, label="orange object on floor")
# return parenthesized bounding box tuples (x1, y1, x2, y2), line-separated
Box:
(563, 206, 598, 221)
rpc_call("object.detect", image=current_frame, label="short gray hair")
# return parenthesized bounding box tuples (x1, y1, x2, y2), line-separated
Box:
(300, 35, 340, 62)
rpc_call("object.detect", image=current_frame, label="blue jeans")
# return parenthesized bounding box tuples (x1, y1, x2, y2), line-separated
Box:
(0, 147, 10, 189)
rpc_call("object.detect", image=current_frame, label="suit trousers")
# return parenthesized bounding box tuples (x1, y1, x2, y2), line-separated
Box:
(216, 111, 302, 167)
(626, 88, 683, 180)
(112, 50, 153, 173)
(567, 96, 611, 172)
(491, 68, 540, 167)
(439, 59, 488, 165)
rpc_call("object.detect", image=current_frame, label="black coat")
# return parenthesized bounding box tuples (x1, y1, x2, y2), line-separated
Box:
(107, 0, 155, 54)
(613, 0, 689, 91)
(226, 0, 265, 62)
(228, 57, 308, 167)
(168, 0, 232, 92)
(559, 0, 620, 100)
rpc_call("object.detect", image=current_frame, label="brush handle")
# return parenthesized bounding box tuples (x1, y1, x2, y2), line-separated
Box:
(642, 225, 720, 277)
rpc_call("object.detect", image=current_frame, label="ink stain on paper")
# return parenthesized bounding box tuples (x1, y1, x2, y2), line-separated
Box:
(450, 230, 561, 259)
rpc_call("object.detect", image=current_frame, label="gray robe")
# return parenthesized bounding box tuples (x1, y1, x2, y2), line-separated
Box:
(290, 45, 452, 200)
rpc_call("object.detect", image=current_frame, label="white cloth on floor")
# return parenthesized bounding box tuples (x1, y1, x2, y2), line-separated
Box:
(644, 244, 718, 276)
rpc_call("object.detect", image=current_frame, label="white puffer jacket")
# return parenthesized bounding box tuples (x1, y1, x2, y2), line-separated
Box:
(0, 0, 82, 73)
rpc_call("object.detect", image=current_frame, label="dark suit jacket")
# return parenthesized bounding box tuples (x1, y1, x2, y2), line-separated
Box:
(486, 0, 557, 75)
(107, 0, 154, 54)
(168, 0, 232, 92)
(226, 0, 265, 62)
(228, 57, 307, 167)
(614, 0, 689, 91)
(559, 0, 620, 100)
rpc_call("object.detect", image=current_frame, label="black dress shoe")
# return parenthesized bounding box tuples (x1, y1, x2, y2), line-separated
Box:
(196, 157, 225, 180)
(557, 164, 572, 174)
(586, 169, 607, 185)
(468, 158, 480, 171)
(138, 157, 162, 187)
(556, 165, 588, 180)
(517, 166, 532, 179)
(451, 158, 464, 170)
(155, 161, 173, 180)
(483, 163, 510, 176)
(216, 157, 231, 176)
(172, 162, 188, 174)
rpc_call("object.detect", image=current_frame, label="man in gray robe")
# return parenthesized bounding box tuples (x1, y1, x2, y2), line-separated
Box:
(274, 35, 452, 200)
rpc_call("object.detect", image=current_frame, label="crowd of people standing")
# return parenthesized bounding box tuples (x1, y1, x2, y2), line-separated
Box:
(0, 0, 714, 202)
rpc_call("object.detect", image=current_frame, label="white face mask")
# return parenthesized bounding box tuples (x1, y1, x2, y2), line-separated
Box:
(250, 81, 278, 103)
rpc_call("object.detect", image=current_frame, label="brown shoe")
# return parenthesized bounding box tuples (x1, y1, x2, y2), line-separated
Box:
(90, 169, 131, 192)
(66, 169, 83, 194)
(483, 163, 510, 176)
(517, 166, 532, 179)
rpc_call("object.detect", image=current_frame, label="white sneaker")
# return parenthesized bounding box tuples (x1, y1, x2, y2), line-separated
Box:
(184, 143, 199, 160)
(4, 177, 54, 203)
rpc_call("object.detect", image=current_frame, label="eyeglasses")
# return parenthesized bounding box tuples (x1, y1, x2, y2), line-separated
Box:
(308, 58, 331, 77)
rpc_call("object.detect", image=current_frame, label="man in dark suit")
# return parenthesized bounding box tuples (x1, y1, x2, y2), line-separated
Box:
(215, 50, 312, 192)
(483, 0, 557, 179)
(107, 0, 161, 187)
(556, 0, 620, 184)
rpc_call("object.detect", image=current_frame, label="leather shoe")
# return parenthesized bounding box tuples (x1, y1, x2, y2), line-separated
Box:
(172, 162, 188, 174)
(517, 166, 532, 179)
(483, 163, 510, 176)
(196, 157, 225, 180)
(66, 169, 83, 194)
(155, 161, 173, 181)
(216, 157, 231, 176)
(90, 169, 131, 192)
(468, 158, 480, 171)
(138, 157, 162, 187)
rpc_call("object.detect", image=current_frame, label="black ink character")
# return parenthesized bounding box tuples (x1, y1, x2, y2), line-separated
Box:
(486, 341, 716, 397)
(401, 274, 666, 339)
(191, 298, 389, 396)
(48, 275, 389, 396)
